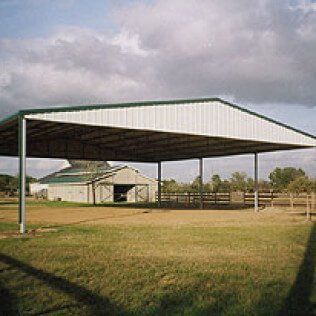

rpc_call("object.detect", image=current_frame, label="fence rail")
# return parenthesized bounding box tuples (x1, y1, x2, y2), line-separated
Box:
(157, 192, 316, 210)
(158, 192, 230, 205)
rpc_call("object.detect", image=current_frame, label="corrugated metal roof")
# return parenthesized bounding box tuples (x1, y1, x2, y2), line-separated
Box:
(25, 99, 316, 146)
(0, 97, 315, 162)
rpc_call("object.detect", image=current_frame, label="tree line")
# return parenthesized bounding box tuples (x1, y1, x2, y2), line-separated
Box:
(0, 174, 36, 195)
(162, 167, 316, 194)
(0, 166, 315, 196)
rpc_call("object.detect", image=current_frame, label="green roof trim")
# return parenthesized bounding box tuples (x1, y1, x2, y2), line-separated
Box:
(0, 97, 315, 140)
(0, 113, 19, 127)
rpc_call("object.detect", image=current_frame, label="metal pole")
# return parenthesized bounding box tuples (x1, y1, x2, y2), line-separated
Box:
(158, 161, 162, 207)
(199, 158, 203, 209)
(19, 116, 26, 234)
(254, 153, 259, 212)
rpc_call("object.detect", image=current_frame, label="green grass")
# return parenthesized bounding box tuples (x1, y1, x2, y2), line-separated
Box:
(1, 215, 315, 315)
(0, 198, 159, 208)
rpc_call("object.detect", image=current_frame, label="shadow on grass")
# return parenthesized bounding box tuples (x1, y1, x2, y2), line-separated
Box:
(0, 279, 18, 316)
(0, 253, 126, 316)
(278, 222, 316, 315)
(90, 202, 251, 211)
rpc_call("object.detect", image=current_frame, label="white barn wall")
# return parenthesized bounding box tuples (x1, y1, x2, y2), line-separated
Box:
(48, 184, 89, 203)
(29, 183, 48, 195)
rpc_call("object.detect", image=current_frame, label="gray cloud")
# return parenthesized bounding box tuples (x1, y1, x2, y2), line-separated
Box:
(0, 0, 316, 118)
(114, 0, 316, 105)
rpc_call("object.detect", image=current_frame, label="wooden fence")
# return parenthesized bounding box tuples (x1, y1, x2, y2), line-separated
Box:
(157, 192, 316, 210)
(157, 192, 230, 205)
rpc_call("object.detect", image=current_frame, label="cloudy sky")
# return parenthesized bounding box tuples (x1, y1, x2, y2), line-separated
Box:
(0, 0, 315, 182)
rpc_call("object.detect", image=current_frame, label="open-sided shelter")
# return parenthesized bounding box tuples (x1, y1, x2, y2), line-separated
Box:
(0, 97, 315, 233)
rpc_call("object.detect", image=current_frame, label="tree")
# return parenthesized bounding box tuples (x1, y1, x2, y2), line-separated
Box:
(162, 179, 179, 193)
(245, 177, 254, 192)
(0, 174, 37, 196)
(191, 176, 201, 193)
(26, 176, 36, 194)
(258, 180, 271, 192)
(288, 176, 313, 195)
(230, 172, 248, 192)
(211, 174, 222, 192)
(220, 180, 231, 192)
(269, 167, 306, 191)
(8, 176, 18, 194)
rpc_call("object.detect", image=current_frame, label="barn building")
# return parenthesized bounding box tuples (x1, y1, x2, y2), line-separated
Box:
(30, 160, 158, 203)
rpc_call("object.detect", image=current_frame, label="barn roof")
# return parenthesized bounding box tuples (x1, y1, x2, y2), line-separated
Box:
(39, 164, 127, 184)
(0, 97, 315, 162)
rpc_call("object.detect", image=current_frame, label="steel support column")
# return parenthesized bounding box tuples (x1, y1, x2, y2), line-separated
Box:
(158, 161, 162, 207)
(254, 153, 259, 212)
(19, 116, 26, 234)
(199, 158, 203, 209)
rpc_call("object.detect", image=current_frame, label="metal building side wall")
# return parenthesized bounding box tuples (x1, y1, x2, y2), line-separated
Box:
(26, 101, 316, 146)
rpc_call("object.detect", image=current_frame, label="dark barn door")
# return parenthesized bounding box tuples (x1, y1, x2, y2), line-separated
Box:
(113, 185, 133, 202)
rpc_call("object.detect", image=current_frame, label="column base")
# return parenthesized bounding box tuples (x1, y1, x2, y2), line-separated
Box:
(19, 223, 26, 234)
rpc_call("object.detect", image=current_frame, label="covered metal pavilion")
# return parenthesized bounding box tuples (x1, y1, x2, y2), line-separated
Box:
(0, 97, 315, 233)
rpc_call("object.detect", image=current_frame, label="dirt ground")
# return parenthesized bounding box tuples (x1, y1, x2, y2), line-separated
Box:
(0, 203, 309, 228)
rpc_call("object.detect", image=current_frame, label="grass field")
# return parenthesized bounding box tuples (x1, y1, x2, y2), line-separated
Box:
(0, 200, 315, 315)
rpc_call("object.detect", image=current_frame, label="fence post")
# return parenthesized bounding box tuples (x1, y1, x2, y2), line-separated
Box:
(312, 192, 315, 212)
(307, 195, 311, 221)
(199, 158, 203, 209)
(254, 153, 259, 212)
(271, 191, 274, 208)
(157, 161, 162, 207)
(290, 193, 294, 210)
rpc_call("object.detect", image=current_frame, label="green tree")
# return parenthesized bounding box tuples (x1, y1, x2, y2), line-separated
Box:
(8, 176, 18, 194)
(211, 174, 222, 192)
(313, 180, 316, 193)
(0, 174, 36, 195)
(26, 176, 36, 194)
(245, 177, 254, 192)
(0, 174, 14, 192)
(162, 179, 179, 193)
(230, 172, 248, 192)
(191, 176, 201, 193)
(220, 180, 231, 192)
(269, 167, 306, 191)
(258, 180, 271, 192)
(288, 176, 313, 195)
